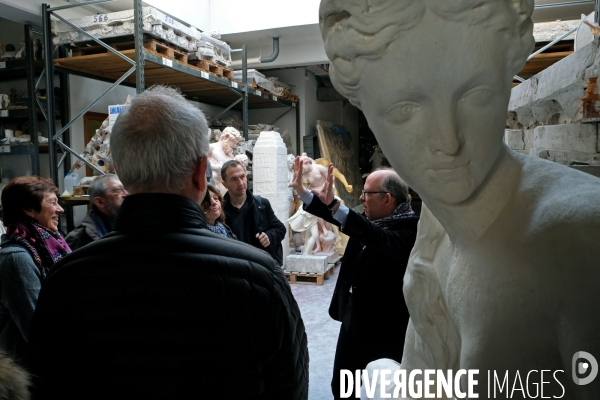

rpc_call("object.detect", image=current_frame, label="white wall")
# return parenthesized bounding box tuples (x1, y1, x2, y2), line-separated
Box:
(210, 0, 320, 34)
(248, 68, 304, 155)
(247, 68, 359, 157)
(0, 0, 89, 24)
(145, 0, 211, 31)
(229, 24, 328, 70)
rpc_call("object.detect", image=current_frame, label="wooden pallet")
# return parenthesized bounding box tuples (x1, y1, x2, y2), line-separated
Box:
(286, 263, 337, 286)
(324, 263, 336, 280)
(286, 272, 325, 286)
(71, 39, 188, 64)
(188, 59, 233, 79)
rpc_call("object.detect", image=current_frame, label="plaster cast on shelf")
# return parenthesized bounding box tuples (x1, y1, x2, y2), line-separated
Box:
(70, 95, 133, 174)
(0, 94, 9, 110)
(320, 0, 600, 398)
(14, 40, 25, 59)
(0, 43, 16, 60)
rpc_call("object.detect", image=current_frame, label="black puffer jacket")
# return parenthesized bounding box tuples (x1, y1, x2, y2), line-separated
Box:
(29, 193, 309, 400)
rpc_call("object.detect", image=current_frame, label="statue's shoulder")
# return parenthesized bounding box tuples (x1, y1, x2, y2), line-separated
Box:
(514, 157, 600, 265)
(518, 156, 600, 218)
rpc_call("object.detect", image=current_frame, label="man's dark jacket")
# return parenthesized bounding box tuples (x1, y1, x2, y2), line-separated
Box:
(305, 197, 418, 365)
(29, 193, 309, 400)
(224, 190, 286, 266)
(64, 208, 110, 250)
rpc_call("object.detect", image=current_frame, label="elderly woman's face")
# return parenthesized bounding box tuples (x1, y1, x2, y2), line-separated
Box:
(30, 191, 64, 232)
(359, 13, 511, 205)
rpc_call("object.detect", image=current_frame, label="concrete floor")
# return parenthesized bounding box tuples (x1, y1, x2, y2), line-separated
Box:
(290, 268, 341, 400)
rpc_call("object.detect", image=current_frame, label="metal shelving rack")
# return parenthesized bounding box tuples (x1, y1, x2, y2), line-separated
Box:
(0, 23, 69, 177)
(42, 0, 300, 185)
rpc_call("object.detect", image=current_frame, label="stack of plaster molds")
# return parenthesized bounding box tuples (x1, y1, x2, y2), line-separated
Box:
(233, 69, 274, 92)
(192, 30, 232, 67)
(267, 77, 294, 97)
(507, 35, 600, 166)
(52, 7, 197, 51)
(51, 6, 232, 65)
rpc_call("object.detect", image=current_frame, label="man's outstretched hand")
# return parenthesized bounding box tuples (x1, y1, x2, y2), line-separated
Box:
(288, 156, 336, 205)
(288, 156, 307, 196)
(317, 163, 335, 206)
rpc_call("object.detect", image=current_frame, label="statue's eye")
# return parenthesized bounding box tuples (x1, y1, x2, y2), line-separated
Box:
(461, 87, 493, 106)
(388, 102, 420, 123)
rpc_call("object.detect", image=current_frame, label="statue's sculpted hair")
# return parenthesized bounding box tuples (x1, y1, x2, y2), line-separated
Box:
(319, 0, 534, 108)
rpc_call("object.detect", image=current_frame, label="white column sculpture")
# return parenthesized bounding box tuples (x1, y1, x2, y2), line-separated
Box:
(253, 131, 290, 266)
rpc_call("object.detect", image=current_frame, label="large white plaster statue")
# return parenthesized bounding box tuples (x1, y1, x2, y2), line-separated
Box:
(300, 153, 327, 190)
(288, 208, 336, 256)
(288, 209, 320, 255)
(208, 126, 244, 194)
(320, 0, 600, 398)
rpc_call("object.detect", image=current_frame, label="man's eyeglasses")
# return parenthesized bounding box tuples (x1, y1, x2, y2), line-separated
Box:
(109, 187, 126, 194)
(361, 190, 388, 197)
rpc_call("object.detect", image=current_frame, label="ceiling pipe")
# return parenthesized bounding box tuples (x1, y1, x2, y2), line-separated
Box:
(259, 36, 279, 63)
(231, 37, 280, 70)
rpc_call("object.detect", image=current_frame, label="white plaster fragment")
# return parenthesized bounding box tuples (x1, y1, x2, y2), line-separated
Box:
(285, 255, 328, 274)
(533, 123, 598, 153)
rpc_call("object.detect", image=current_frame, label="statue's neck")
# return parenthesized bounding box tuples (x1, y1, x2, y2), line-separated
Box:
(423, 148, 521, 242)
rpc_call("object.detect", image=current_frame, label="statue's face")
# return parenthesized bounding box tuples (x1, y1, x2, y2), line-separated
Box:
(300, 155, 314, 172)
(359, 14, 512, 205)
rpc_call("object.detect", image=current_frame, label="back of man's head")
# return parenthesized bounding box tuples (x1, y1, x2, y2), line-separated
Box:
(378, 168, 411, 207)
(111, 86, 210, 194)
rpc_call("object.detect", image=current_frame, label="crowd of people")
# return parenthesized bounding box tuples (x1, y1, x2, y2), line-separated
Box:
(0, 85, 417, 399)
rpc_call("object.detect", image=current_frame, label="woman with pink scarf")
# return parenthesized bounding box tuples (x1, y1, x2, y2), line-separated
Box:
(0, 176, 71, 368)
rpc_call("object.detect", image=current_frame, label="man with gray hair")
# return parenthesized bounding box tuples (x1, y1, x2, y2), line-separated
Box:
(65, 174, 127, 250)
(290, 159, 418, 400)
(29, 86, 309, 400)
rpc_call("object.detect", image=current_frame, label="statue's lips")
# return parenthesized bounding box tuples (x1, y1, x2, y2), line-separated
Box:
(429, 160, 470, 172)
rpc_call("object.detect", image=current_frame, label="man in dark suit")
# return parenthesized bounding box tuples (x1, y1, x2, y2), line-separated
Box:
(290, 157, 419, 400)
